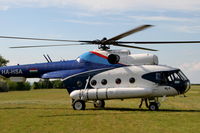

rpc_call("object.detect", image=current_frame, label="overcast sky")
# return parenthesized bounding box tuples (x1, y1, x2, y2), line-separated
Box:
(0, 0, 200, 83)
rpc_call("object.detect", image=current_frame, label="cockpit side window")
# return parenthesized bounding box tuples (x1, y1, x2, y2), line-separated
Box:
(168, 75, 172, 82)
(142, 72, 168, 84)
(173, 73, 180, 80)
(142, 70, 187, 85)
(156, 73, 161, 81)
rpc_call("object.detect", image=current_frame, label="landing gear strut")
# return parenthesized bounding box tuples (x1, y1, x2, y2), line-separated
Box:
(139, 97, 160, 111)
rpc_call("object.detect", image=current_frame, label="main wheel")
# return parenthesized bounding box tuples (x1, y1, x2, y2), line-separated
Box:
(72, 100, 86, 110)
(149, 102, 159, 111)
(94, 100, 105, 109)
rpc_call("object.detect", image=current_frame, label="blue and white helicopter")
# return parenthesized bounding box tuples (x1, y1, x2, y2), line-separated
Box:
(0, 25, 199, 111)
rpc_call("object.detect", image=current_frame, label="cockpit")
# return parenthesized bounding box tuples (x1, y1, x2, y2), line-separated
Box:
(142, 69, 190, 94)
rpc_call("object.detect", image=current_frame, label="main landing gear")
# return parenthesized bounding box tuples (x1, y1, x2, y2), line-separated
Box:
(72, 98, 160, 111)
(72, 99, 105, 110)
(72, 100, 86, 110)
(93, 100, 105, 109)
(139, 97, 160, 111)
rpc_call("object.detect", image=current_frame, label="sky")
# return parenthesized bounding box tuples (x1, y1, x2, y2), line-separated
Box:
(0, 0, 200, 83)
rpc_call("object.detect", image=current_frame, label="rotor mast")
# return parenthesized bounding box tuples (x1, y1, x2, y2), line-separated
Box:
(98, 37, 111, 50)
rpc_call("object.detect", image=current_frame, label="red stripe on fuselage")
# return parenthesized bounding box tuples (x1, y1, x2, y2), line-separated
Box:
(90, 51, 126, 66)
(29, 68, 38, 71)
(90, 51, 108, 59)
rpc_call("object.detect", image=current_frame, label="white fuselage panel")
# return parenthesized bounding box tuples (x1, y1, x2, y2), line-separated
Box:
(70, 65, 179, 100)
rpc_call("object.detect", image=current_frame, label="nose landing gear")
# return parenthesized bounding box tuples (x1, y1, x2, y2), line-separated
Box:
(149, 102, 159, 111)
(139, 97, 160, 111)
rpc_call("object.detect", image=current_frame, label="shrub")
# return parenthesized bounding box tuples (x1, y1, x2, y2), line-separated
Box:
(0, 81, 9, 92)
(52, 80, 64, 88)
(7, 81, 31, 91)
(32, 79, 64, 89)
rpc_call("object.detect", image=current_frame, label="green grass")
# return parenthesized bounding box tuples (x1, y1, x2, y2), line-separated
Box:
(0, 86, 200, 133)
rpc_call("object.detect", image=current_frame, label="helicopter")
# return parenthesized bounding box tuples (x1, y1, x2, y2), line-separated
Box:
(0, 24, 199, 111)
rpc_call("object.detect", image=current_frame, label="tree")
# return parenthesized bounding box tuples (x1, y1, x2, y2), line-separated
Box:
(0, 55, 9, 92)
(32, 79, 53, 89)
(0, 80, 9, 92)
(52, 80, 64, 88)
(32, 79, 64, 89)
(0, 55, 9, 66)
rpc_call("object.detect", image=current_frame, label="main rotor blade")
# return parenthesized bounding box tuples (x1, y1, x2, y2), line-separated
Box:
(117, 41, 200, 44)
(114, 43, 158, 51)
(105, 25, 153, 43)
(0, 36, 91, 43)
(9, 43, 88, 48)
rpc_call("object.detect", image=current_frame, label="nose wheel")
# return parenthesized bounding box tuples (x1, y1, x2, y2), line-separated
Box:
(149, 102, 159, 111)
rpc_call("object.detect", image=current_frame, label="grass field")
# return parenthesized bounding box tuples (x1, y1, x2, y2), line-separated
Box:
(0, 86, 200, 133)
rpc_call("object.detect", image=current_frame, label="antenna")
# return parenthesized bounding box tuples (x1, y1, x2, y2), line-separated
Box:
(47, 54, 52, 62)
(43, 54, 50, 63)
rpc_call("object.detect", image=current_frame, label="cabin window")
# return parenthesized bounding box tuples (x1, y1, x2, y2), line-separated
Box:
(101, 79, 107, 85)
(115, 78, 121, 84)
(91, 80, 97, 86)
(129, 77, 135, 84)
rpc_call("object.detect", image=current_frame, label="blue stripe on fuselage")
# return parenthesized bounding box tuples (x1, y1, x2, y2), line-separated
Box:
(0, 60, 81, 78)
(0, 59, 125, 79)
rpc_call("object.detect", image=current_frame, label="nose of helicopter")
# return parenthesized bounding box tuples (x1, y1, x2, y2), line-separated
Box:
(174, 70, 191, 94)
(177, 79, 191, 94)
(183, 80, 191, 94)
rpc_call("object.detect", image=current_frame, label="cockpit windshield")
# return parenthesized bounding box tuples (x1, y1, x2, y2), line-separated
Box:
(166, 70, 188, 83)
(142, 69, 188, 85)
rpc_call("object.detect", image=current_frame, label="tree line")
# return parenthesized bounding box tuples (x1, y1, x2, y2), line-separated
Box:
(0, 79, 64, 92)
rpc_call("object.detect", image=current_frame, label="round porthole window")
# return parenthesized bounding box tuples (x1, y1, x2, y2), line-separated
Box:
(129, 78, 135, 84)
(115, 78, 121, 84)
(101, 79, 107, 85)
(76, 81, 82, 87)
(91, 80, 97, 86)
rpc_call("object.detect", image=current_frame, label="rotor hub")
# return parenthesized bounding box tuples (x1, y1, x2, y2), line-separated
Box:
(98, 44, 110, 50)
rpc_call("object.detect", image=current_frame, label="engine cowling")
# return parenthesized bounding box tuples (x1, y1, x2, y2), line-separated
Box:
(126, 54, 159, 65)
(107, 54, 120, 64)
